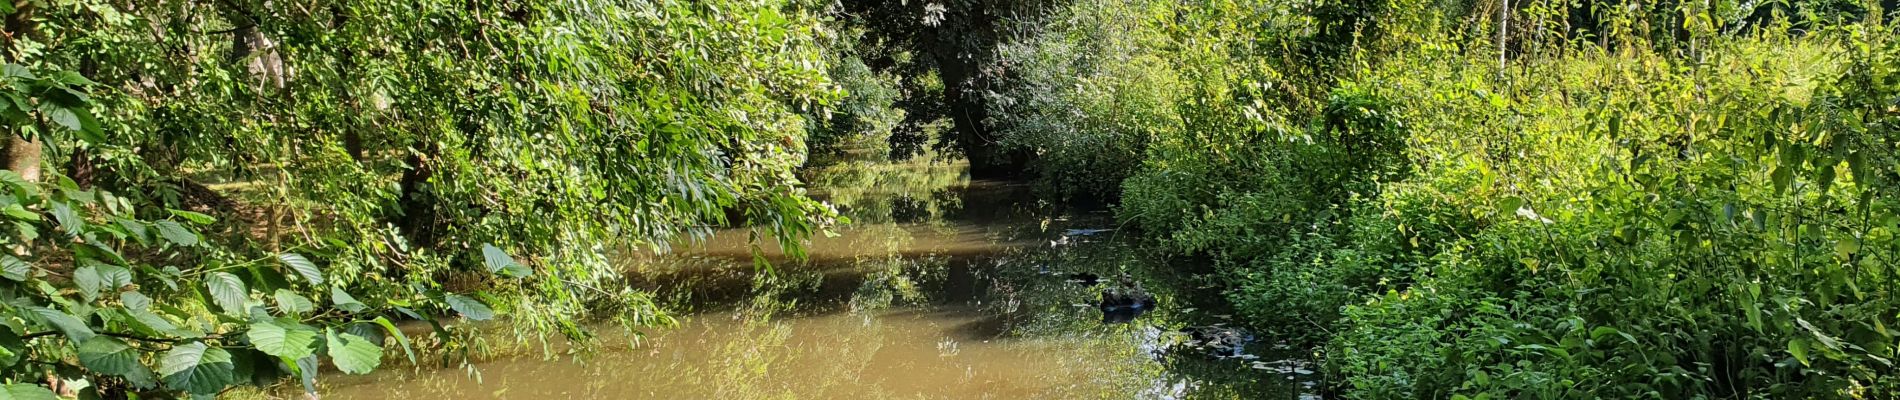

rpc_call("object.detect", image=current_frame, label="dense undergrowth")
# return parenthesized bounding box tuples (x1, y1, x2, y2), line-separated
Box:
(8, 0, 1900, 398)
(0, 1, 847, 398)
(987, 0, 1900, 398)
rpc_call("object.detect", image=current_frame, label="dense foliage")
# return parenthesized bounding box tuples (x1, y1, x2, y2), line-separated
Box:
(9, 0, 1900, 398)
(985, 0, 1900, 398)
(0, 0, 842, 398)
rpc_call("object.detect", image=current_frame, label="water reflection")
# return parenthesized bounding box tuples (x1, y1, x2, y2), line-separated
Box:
(320, 159, 1317, 399)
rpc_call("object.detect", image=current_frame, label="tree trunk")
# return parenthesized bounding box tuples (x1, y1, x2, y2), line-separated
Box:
(1499, 0, 1509, 76)
(932, 42, 1027, 180)
(3, 1, 40, 182)
(4, 134, 41, 182)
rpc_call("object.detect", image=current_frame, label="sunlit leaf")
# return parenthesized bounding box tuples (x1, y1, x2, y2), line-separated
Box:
(1789, 338, 1811, 366)
(278, 253, 322, 285)
(206, 272, 248, 314)
(248, 319, 318, 360)
(273, 289, 314, 315)
(159, 342, 236, 395)
(371, 316, 416, 363)
(482, 244, 531, 278)
(325, 329, 383, 374)
(444, 293, 494, 321)
(331, 286, 367, 313)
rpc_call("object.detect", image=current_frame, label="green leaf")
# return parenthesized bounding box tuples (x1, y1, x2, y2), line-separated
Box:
(70, 108, 103, 144)
(0, 384, 57, 400)
(481, 244, 529, 277)
(121, 291, 153, 311)
(331, 286, 367, 313)
(1835, 239, 1860, 259)
(294, 355, 319, 394)
(1, 64, 33, 79)
(45, 107, 81, 132)
(97, 264, 132, 290)
(0, 170, 35, 198)
(168, 209, 217, 225)
(74, 242, 129, 266)
(247, 319, 318, 360)
(0, 170, 37, 198)
(159, 342, 236, 395)
(25, 305, 94, 343)
(499, 263, 531, 278)
(444, 293, 495, 321)
(154, 220, 199, 247)
(1772, 166, 1794, 195)
(1790, 338, 1811, 366)
(12, 221, 34, 242)
(0, 329, 21, 368)
(50, 202, 81, 236)
(113, 217, 150, 245)
(272, 289, 313, 315)
(78, 336, 157, 388)
(278, 253, 322, 285)
(50, 70, 98, 86)
(0, 204, 36, 221)
(1497, 196, 1524, 217)
(325, 329, 383, 374)
(371, 316, 416, 363)
(74, 264, 102, 302)
(128, 309, 178, 333)
(206, 272, 249, 314)
(0, 255, 28, 281)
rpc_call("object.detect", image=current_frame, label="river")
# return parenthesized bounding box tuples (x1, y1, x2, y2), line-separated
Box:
(317, 160, 1319, 399)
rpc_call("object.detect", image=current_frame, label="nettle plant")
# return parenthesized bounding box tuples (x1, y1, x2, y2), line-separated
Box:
(0, 172, 518, 399)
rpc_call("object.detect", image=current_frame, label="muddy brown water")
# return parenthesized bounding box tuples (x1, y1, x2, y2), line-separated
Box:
(318, 161, 1318, 399)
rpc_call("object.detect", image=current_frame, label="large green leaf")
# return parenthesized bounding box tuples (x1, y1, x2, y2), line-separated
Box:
(154, 220, 199, 247)
(159, 342, 236, 395)
(278, 253, 322, 285)
(331, 286, 367, 313)
(482, 244, 530, 278)
(74, 264, 102, 301)
(24, 305, 94, 343)
(205, 271, 249, 314)
(49, 202, 81, 236)
(444, 293, 495, 321)
(78, 336, 157, 388)
(0, 204, 35, 221)
(1789, 338, 1811, 366)
(273, 289, 314, 315)
(0, 384, 57, 400)
(247, 318, 318, 359)
(0, 170, 38, 198)
(294, 355, 319, 395)
(371, 316, 417, 363)
(45, 107, 80, 132)
(1, 255, 28, 281)
(325, 329, 383, 374)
